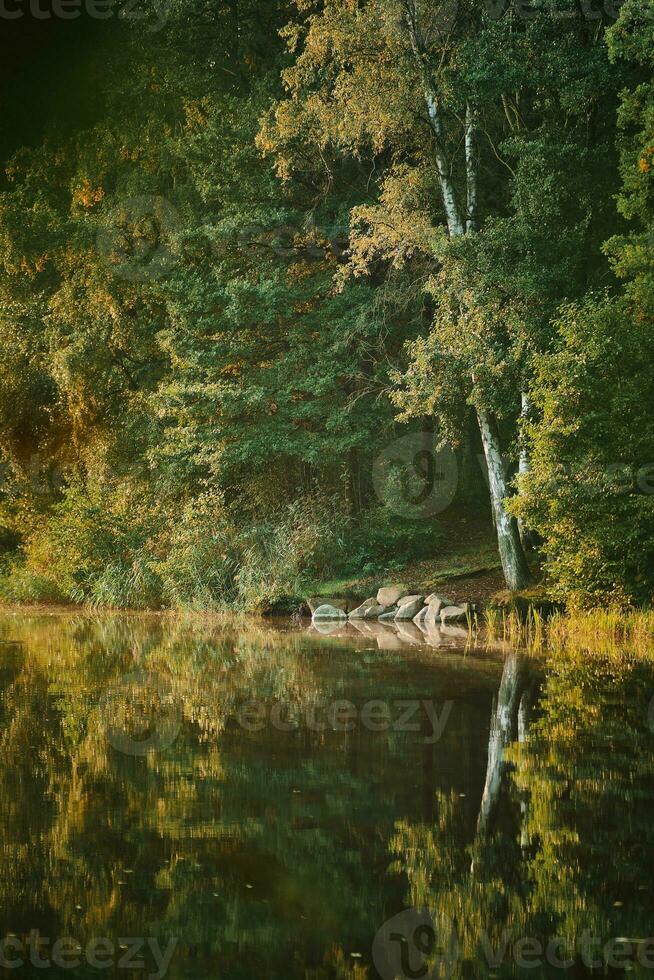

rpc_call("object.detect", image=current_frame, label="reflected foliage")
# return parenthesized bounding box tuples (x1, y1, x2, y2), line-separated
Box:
(390, 647, 654, 976)
(0, 613, 497, 978)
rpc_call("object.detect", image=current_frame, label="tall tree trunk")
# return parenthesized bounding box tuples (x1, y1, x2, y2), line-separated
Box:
(404, 0, 464, 237)
(477, 408, 532, 591)
(475, 652, 530, 841)
(465, 103, 479, 232)
(404, 9, 531, 590)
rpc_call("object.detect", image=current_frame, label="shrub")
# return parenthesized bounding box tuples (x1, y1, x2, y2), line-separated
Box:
(156, 493, 241, 610)
(515, 296, 654, 607)
(20, 478, 164, 609)
(341, 505, 444, 577)
(234, 495, 347, 611)
(0, 559, 66, 605)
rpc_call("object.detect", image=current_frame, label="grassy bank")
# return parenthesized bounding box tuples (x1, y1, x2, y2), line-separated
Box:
(0, 508, 503, 614)
(306, 513, 504, 609)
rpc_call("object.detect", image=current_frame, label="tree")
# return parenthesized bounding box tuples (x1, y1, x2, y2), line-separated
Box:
(513, 0, 654, 605)
(260, 0, 623, 590)
(0, 0, 430, 608)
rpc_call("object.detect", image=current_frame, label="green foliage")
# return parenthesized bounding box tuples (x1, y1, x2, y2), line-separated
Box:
(514, 10, 654, 607)
(155, 494, 241, 610)
(515, 296, 654, 607)
(156, 494, 444, 611)
(341, 506, 444, 578)
(19, 478, 163, 609)
(0, 560, 66, 606)
(233, 497, 347, 610)
(0, 0, 651, 608)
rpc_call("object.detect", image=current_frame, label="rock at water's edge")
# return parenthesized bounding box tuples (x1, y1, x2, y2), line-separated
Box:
(348, 597, 377, 619)
(376, 585, 407, 607)
(439, 605, 469, 624)
(424, 598, 445, 623)
(312, 604, 347, 621)
(378, 606, 400, 621)
(364, 603, 394, 620)
(394, 596, 424, 620)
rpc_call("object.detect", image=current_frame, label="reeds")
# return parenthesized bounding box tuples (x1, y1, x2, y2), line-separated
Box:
(482, 605, 654, 657)
(482, 606, 546, 653)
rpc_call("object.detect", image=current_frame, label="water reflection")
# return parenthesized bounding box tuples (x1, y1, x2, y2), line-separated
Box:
(0, 613, 651, 978)
(390, 645, 654, 978)
(312, 619, 470, 648)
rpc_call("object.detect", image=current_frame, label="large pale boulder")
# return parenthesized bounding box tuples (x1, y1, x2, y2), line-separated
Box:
(312, 604, 347, 622)
(394, 595, 424, 620)
(364, 603, 394, 620)
(308, 597, 349, 614)
(413, 606, 429, 625)
(425, 593, 454, 607)
(424, 598, 445, 624)
(348, 598, 377, 620)
(439, 605, 469, 624)
(376, 585, 407, 607)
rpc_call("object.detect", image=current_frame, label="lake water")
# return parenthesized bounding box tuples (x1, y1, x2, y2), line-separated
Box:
(0, 611, 653, 978)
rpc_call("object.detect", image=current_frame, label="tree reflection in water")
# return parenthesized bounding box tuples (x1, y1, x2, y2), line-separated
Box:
(391, 644, 654, 977)
(0, 612, 496, 979)
(1, 614, 653, 978)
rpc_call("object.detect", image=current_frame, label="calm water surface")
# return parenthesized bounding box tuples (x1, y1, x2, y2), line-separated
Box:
(0, 612, 653, 978)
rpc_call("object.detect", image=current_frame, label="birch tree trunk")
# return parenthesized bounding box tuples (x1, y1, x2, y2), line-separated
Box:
(404, 3, 531, 590)
(475, 652, 530, 840)
(404, 0, 464, 237)
(465, 103, 479, 233)
(518, 392, 531, 480)
(477, 408, 532, 591)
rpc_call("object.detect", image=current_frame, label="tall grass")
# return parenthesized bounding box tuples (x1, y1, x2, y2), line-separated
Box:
(547, 608, 654, 654)
(483, 605, 654, 657)
(483, 605, 546, 652)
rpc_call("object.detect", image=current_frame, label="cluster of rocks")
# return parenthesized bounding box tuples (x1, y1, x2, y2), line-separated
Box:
(311, 586, 473, 627)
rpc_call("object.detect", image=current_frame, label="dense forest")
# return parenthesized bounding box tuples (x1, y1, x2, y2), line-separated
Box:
(0, 0, 653, 611)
